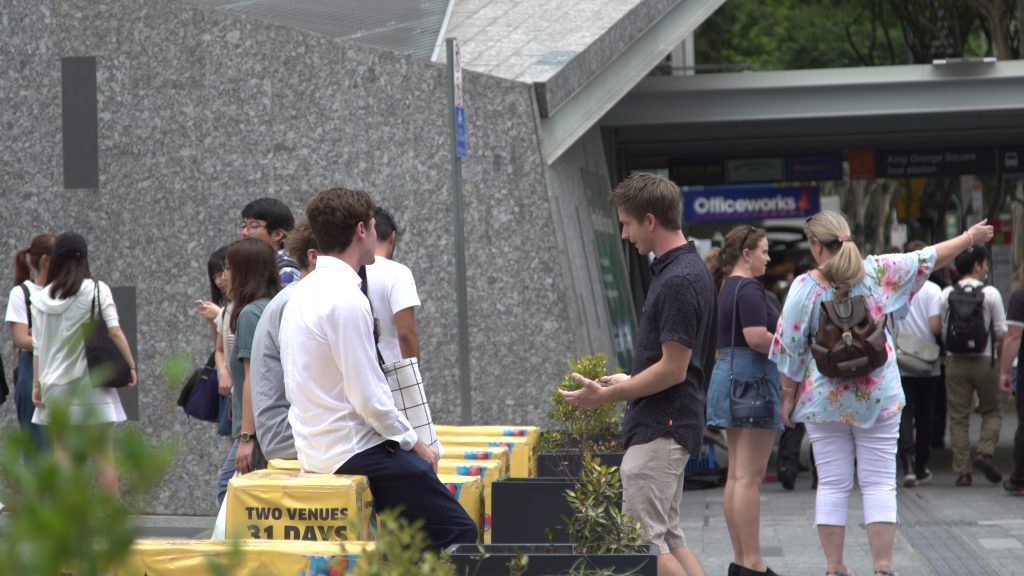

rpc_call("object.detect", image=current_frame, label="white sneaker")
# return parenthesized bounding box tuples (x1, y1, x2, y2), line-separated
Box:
(903, 472, 918, 488)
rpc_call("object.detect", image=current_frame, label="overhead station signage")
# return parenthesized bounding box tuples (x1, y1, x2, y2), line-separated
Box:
(682, 184, 820, 224)
(875, 147, 996, 177)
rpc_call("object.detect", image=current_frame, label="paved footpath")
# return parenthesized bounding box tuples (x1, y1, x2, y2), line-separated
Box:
(43, 403, 1024, 575)
(688, 401, 1024, 576)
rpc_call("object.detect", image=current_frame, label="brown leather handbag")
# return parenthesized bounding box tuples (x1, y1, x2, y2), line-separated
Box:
(810, 295, 888, 379)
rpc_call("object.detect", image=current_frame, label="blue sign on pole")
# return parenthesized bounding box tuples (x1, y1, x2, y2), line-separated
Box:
(455, 106, 466, 158)
(681, 184, 820, 224)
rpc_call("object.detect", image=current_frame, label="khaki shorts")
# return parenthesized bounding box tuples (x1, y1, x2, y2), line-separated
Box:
(620, 436, 690, 554)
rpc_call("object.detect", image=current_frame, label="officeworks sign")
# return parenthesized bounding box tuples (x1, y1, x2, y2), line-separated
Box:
(682, 185, 820, 223)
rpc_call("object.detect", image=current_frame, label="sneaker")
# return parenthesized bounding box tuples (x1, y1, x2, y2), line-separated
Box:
(974, 454, 1004, 483)
(956, 472, 973, 487)
(915, 468, 932, 485)
(1003, 479, 1024, 495)
(903, 472, 918, 488)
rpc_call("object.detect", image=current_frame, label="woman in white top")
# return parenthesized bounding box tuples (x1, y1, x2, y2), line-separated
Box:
(4, 233, 55, 452)
(31, 233, 137, 493)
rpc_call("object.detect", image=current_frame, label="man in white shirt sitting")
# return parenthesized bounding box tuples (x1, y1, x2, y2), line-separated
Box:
(280, 187, 476, 550)
(365, 206, 421, 364)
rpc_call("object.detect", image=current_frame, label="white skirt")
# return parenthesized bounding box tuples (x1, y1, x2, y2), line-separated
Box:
(32, 378, 127, 425)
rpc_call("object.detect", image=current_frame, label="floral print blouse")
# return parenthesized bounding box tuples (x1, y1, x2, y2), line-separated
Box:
(768, 247, 937, 427)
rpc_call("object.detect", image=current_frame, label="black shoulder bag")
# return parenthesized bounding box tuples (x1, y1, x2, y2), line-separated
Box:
(84, 280, 132, 388)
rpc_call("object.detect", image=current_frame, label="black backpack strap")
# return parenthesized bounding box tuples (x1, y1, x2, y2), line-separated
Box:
(20, 283, 31, 330)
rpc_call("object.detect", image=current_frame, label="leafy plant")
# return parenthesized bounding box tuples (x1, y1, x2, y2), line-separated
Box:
(0, 358, 181, 576)
(352, 508, 454, 576)
(562, 454, 645, 556)
(543, 354, 622, 455)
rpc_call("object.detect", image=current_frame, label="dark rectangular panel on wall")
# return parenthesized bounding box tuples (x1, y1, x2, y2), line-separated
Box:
(61, 56, 99, 189)
(110, 286, 139, 421)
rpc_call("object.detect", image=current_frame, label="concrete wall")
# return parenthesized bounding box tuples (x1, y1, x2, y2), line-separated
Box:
(0, 0, 600, 514)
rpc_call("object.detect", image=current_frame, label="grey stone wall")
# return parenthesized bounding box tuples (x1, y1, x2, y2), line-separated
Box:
(0, 0, 594, 514)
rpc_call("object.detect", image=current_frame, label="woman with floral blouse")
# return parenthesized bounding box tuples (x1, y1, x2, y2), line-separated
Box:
(769, 211, 994, 576)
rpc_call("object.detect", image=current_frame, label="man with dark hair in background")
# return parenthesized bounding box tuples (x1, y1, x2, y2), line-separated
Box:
(365, 206, 422, 363)
(240, 197, 300, 286)
(280, 188, 475, 551)
(940, 247, 1006, 487)
(250, 219, 318, 462)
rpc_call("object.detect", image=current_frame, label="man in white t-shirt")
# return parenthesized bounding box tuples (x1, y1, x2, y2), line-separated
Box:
(894, 240, 943, 488)
(939, 247, 1007, 487)
(365, 207, 421, 363)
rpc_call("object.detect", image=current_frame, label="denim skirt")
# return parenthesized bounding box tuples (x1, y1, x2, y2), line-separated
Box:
(706, 347, 783, 430)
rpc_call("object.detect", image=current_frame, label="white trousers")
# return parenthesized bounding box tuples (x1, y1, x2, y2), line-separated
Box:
(806, 414, 900, 526)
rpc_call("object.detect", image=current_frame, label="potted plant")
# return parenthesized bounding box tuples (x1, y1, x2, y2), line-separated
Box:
(449, 454, 655, 575)
(491, 354, 627, 543)
(535, 353, 624, 478)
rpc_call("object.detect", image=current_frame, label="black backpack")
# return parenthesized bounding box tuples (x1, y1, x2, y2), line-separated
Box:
(944, 283, 992, 356)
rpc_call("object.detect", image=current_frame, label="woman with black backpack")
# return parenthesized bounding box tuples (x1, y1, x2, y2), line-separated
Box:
(769, 212, 993, 576)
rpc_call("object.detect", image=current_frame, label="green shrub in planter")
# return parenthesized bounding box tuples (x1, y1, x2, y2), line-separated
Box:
(540, 354, 622, 455)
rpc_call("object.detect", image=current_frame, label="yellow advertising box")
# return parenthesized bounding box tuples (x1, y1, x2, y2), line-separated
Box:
(437, 459, 504, 544)
(443, 444, 510, 476)
(115, 539, 374, 575)
(267, 459, 301, 472)
(434, 425, 541, 447)
(439, 435, 535, 478)
(226, 471, 373, 542)
(437, 473, 483, 540)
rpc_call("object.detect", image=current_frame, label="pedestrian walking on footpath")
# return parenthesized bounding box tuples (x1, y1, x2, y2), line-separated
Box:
(939, 247, 1007, 487)
(5, 233, 55, 454)
(999, 286, 1024, 494)
(770, 212, 994, 576)
(893, 240, 943, 488)
(706, 225, 783, 576)
(31, 232, 138, 494)
(561, 172, 716, 576)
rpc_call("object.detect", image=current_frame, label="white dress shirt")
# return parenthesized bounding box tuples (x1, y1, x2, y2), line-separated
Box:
(280, 255, 417, 474)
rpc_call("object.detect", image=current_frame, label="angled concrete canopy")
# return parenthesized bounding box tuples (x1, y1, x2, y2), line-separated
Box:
(186, 0, 451, 59)
(602, 61, 1024, 157)
(442, 0, 725, 163)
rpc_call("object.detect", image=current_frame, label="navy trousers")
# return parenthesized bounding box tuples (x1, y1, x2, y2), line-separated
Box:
(336, 441, 477, 551)
(14, 350, 48, 454)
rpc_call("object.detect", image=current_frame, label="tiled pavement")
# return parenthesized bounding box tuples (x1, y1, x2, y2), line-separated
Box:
(14, 402, 1023, 575)
(688, 400, 1024, 576)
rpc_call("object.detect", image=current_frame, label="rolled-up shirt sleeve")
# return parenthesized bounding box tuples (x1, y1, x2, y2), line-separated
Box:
(327, 298, 417, 451)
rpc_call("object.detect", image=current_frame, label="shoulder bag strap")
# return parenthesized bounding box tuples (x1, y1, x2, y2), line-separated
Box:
(20, 283, 32, 330)
(729, 278, 747, 380)
(92, 279, 100, 322)
(358, 265, 387, 367)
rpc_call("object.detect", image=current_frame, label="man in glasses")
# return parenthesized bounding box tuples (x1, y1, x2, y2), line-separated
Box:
(239, 197, 300, 286)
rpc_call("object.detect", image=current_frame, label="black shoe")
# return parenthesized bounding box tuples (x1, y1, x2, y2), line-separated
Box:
(1003, 478, 1024, 495)
(915, 468, 932, 485)
(974, 454, 1003, 483)
(728, 562, 741, 576)
(778, 465, 796, 491)
(736, 565, 781, 576)
(956, 472, 972, 487)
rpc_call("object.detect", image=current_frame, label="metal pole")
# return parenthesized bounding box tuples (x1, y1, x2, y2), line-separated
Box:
(447, 37, 472, 424)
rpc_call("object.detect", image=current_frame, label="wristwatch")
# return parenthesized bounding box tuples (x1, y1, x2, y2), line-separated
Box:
(239, 432, 256, 442)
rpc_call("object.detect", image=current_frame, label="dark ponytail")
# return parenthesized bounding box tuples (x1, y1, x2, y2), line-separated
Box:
(13, 234, 56, 285)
